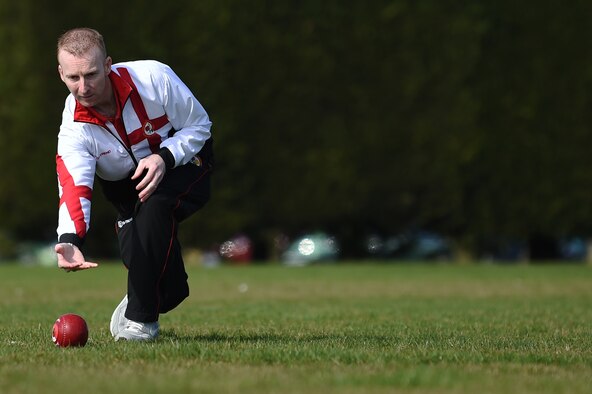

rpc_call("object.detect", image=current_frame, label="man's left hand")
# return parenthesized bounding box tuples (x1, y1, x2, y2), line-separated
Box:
(132, 154, 166, 202)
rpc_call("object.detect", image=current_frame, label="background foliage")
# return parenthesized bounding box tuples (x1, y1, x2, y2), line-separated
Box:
(1, 1, 591, 258)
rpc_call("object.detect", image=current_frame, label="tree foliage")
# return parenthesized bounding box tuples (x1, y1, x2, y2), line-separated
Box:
(1, 0, 591, 258)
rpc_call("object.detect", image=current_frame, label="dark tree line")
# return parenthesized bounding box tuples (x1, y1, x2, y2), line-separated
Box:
(1, 0, 592, 259)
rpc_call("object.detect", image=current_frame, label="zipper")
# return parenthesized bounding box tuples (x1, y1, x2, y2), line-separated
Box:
(100, 124, 139, 168)
(77, 119, 139, 168)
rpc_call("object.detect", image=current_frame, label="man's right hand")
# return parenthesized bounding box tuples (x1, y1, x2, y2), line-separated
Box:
(55, 243, 98, 272)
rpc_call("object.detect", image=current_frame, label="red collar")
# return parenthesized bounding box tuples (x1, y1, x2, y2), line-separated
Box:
(73, 71, 132, 125)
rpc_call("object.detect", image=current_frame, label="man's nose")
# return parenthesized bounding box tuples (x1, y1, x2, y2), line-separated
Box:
(78, 77, 89, 93)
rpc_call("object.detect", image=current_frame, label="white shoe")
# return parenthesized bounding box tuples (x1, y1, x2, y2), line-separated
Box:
(109, 295, 129, 337)
(115, 320, 159, 341)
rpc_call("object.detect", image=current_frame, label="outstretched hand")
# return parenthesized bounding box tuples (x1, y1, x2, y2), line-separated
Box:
(55, 243, 98, 272)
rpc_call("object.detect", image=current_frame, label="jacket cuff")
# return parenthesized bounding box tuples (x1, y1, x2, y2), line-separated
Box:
(157, 148, 175, 170)
(58, 233, 85, 248)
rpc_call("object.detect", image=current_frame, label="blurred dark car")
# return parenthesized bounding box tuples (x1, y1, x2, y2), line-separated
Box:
(364, 230, 452, 261)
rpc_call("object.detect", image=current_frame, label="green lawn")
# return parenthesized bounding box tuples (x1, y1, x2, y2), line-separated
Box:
(0, 262, 591, 393)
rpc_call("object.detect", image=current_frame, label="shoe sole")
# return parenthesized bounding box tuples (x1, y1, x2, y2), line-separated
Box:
(115, 327, 159, 342)
(115, 334, 159, 342)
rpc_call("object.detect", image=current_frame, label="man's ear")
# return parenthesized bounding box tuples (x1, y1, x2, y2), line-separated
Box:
(105, 56, 112, 74)
(58, 64, 65, 82)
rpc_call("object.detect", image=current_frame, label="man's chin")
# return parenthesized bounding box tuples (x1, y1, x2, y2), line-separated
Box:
(76, 97, 95, 107)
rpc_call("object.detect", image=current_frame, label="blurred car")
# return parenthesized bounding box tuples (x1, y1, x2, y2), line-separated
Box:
(364, 230, 451, 261)
(219, 234, 253, 264)
(559, 237, 587, 261)
(17, 242, 57, 266)
(281, 232, 340, 266)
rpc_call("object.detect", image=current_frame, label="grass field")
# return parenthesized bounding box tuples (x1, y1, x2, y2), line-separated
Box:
(0, 262, 591, 394)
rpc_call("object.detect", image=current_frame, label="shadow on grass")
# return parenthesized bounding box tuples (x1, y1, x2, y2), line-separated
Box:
(159, 329, 392, 345)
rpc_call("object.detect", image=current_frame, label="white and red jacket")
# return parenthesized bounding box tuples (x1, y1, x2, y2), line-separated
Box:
(56, 60, 212, 246)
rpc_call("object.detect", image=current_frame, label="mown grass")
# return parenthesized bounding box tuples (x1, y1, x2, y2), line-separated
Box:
(0, 262, 591, 393)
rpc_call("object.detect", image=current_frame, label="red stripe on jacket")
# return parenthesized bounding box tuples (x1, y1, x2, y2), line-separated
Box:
(56, 155, 92, 238)
(117, 68, 168, 153)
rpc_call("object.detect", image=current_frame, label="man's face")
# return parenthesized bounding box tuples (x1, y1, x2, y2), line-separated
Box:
(58, 46, 112, 108)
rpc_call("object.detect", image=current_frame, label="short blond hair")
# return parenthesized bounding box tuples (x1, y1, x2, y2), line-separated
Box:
(57, 28, 107, 60)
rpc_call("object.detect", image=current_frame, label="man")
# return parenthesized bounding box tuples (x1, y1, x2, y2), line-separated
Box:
(54, 28, 213, 341)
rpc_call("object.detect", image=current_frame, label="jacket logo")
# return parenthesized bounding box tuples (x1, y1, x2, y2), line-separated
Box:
(190, 155, 202, 167)
(96, 150, 112, 160)
(144, 122, 154, 135)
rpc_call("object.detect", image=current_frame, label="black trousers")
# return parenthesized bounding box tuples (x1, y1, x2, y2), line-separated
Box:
(99, 154, 212, 322)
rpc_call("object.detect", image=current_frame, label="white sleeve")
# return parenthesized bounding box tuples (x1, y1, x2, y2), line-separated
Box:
(157, 64, 212, 167)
